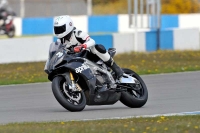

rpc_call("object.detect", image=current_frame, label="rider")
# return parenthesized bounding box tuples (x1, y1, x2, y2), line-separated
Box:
(0, 0, 15, 28)
(49, 15, 124, 80)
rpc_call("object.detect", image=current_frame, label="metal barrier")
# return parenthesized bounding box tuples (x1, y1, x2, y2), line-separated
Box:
(128, 0, 161, 50)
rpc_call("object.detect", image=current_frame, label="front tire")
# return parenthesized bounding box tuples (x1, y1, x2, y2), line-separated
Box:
(52, 76, 86, 112)
(120, 68, 148, 108)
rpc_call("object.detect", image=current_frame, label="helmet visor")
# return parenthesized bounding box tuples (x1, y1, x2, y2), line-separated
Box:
(54, 24, 66, 35)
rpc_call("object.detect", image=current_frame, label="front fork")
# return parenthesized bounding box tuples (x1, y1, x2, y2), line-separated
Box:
(67, 71, 81, 91)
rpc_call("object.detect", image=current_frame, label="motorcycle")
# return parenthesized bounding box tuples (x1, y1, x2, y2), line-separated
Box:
(45, 47, 148, 112)
(0, 10, 15, 38)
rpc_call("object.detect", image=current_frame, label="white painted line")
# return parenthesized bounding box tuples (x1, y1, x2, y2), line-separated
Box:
(141, 71, 200, 77)
(0, 82, 51, 88)
(182, 111, 200, 115)
(70, 111, 200, 122)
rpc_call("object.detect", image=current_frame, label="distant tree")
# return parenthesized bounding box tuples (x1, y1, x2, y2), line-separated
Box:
(92, 0, 200, 15)
(93, 0, 128, 14)
(161, 0, 200, 14)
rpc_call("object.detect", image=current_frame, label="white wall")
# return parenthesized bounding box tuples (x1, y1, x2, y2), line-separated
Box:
(113, 32, 146, 53)
(118, 14, 150, 33)
(13, 17, 22, 36)
(0, 36, 52, 64)
(173, 28, 200, 50)
(179, 14, 200, 30)
(71, 15, 88, 32)
(0, 29, 199, 64)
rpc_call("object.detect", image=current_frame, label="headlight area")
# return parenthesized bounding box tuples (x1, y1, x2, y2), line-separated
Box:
(53, 55, 65, 69)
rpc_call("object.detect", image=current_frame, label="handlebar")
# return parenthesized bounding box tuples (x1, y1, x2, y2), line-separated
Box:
(66, 49, 88, 58)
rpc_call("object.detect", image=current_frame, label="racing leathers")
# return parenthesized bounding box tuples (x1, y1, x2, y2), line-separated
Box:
(47, 27, 124, 79)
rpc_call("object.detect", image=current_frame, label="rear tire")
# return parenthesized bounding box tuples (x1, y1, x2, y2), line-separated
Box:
(52, 76, 86, 112)
(120, 68, 148, 108)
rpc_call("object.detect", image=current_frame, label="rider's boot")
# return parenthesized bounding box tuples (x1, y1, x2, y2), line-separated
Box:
(105, 57, 124, 80)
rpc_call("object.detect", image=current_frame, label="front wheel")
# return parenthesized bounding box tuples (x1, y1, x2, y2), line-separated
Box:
(52, 76, 86, 112)
(120, 68, 148, 108)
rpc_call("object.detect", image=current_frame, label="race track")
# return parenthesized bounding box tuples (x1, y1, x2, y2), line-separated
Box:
(0, 71, 200, 124)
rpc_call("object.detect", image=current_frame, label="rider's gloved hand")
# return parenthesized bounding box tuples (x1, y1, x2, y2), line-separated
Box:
(74, 44, 87, 53)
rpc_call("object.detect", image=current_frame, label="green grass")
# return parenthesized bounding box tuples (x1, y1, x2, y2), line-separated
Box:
(0, 115, 200, 133)
(116, 50, 200, 75)
(0, 50, 200, 85)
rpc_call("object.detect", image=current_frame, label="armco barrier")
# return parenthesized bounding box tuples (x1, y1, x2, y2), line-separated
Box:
(113, 32, 146, 53)
(162, 15, 179, 29)
(145, 30, 173, 51)
(13, 17, 22, 36)
(179, 14, 200, 30)
(114, 28, 199, 52)
(0, 28, 198, 64)
(173, 28, 199, 50)
(53, 34, 113, 50)
(88, 15, 118, 33)
(90, 34, 113, 49)
(54, 28, 199, 53)
(22, 17, 53, 35)
(12, 14, 200, 36)
(0, 36, 52, 64)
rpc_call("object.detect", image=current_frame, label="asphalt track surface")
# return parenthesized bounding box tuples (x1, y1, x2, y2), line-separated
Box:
(0, 71, 200, 124)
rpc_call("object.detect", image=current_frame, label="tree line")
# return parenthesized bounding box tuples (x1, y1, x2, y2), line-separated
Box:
(92, 0, 200, 14)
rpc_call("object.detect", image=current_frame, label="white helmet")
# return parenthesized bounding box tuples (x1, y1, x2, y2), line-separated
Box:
(53, 15, 74, 44)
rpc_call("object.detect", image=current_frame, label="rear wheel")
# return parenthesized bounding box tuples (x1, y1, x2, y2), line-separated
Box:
(52, 76, 86, 112)
(120, 68, 148, 108)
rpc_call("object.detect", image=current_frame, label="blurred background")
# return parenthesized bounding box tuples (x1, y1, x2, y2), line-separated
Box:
(10, 0, 87, 17)
(0, 0, 200, 63)
(8, 0, 200, 17)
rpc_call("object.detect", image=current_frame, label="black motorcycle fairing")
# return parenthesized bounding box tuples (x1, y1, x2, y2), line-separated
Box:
(48, 59, 121, 106)
(48, 59, 94, 81)
(47, 48, 90, 72)
(86, 77, 97, 94)
(87, 91, 121, 105)
(66, 61, 94, 80)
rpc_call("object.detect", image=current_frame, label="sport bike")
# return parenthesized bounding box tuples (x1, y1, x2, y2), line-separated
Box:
(45, 47, 148, 112)
(0, 10, 15, 38)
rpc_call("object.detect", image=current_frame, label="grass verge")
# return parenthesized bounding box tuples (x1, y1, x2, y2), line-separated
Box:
(0, 115, 200, 133)
(0, 50, 200, 85)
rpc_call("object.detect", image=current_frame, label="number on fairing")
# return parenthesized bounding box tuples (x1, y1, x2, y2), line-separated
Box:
(56, 52, 63, 58)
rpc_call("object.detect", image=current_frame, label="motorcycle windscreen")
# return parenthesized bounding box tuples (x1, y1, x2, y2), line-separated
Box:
(48, 42, 61, 59)
(48, 49, 65, 72)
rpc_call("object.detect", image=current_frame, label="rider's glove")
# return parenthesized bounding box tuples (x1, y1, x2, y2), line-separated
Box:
(74, 44, 87, 53)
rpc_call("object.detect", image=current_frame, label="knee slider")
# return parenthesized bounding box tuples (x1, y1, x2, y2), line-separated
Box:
(95, 44, 106, 54)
